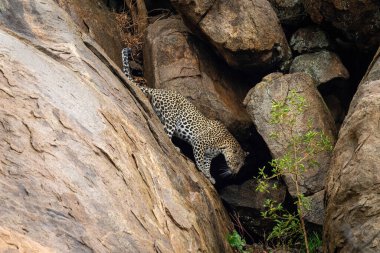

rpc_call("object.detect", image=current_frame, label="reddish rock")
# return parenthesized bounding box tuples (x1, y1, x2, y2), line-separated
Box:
(144, 17, 252, 134)
(170, 0, 292, 70)
(0, 1, 234, 252)
(55, 0, 124, 67)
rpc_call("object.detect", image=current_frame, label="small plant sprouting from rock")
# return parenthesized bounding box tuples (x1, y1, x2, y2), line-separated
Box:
(227, 230, 249, 253)
(256, 89, 333, 252)
(306, 232, 323, 253)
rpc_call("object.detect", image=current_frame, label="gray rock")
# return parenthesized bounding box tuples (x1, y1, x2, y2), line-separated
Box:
(324, 48, 380, 253)
(170, 0, 292, 70)
(290, 27, 330, 53)
(268, 0, 306, 25)
(220, 179, 286, 211)
(144, 17, 252, 133)
(303, 190, 325, 225)
(290, 50, 349, 86)
(220, 179, 286, 237)
(303, 0, 380, 50)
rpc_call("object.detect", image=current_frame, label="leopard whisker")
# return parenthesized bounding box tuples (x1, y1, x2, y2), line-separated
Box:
(220, 169, 232, 178)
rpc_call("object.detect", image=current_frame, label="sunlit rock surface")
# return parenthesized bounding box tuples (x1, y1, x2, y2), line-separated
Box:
(0, 1, 234, 252)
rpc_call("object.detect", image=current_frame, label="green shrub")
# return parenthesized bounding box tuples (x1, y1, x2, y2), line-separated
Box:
(227, 230, 249, 253)
(256, 89, 332, 252)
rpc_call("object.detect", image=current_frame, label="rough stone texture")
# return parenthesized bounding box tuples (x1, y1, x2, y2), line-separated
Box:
(290, 50, 350, 86)
(220, 179, 286, 211)
(323, 94, 345, 128)
(243, 72, 336, 198)
(303, 190, 324, 225)
(303, 0, 380, 50)
(220, 179, 287, 237)
(268, 0, 306, 25)
(55, 0, 124, 67)
(290, 27, 331, 54)
(324, 48, 380, 252)
(144, 17, 252, 134)
(244, 73, 336, 225)
(0, 1, 234, 252)
(170, 0, 292, 70)
(0, 227, 53, 253)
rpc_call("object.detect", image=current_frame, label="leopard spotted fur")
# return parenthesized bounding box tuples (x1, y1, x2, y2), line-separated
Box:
(122, 48, 247, 184)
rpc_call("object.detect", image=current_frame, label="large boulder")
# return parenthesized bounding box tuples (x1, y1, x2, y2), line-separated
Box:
(220, 179, 286, 211)
(303, 0, 380, 50)
(170, 0, 292, 70)
(220, 179, 287, 237)
(290, 50, 350, 86)
(243, 73, 336, 224)
(290, 27, 331, 54)
(0, 1, 234, 252)
(324, 48, 380, 252)
(144, 17, 252, 134)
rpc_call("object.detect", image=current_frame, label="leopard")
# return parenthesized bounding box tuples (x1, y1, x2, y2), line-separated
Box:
(122, 48, 248, 184)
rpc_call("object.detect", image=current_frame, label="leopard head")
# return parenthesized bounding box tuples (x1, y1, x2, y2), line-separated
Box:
(221, 137, 248, 175)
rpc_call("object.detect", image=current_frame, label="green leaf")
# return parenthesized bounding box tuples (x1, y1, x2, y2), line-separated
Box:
(227, 230, 247, 252)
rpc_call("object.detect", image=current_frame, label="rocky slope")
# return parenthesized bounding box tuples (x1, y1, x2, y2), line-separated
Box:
(1, 0, 380, 252)
(0, 0, 234, 252)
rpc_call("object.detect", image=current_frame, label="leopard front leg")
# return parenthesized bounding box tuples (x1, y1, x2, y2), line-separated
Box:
(193, 142, 215, 184)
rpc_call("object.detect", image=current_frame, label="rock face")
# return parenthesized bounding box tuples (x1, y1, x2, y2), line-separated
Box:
(0, 1, 234, 252)
(220, 179, 286, 237)
(290, 27, 330, 54)
(55, 0, 124, 67)
(144, 17, 252, 133)
(170, 0, 292, 70)
(324, 48, 380, 252)
(243, 73, 336, 224)
(303, 0, 380, 50)
(303, 190, 325, 225)
(0, 227, 52, 253)
(290, 50, 349, 86)
(268, 0, 306, 25)
(220, 179, 286, 211)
